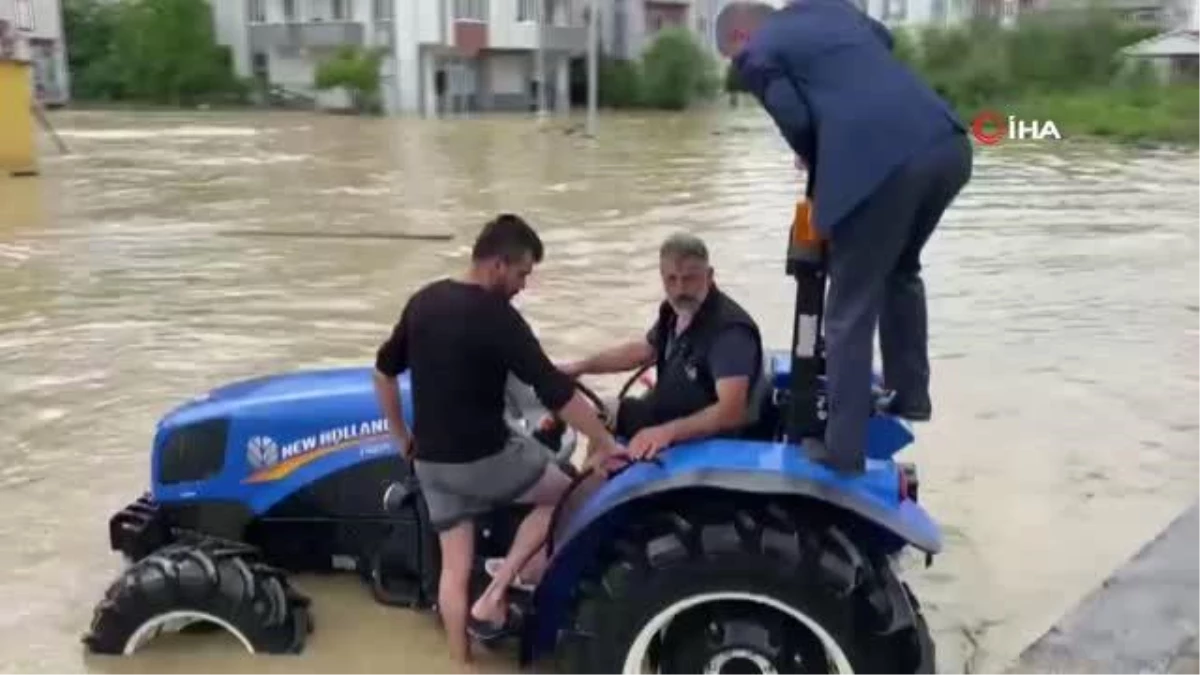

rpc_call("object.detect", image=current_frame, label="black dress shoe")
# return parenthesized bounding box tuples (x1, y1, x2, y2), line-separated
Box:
(879, 394, 932, 422)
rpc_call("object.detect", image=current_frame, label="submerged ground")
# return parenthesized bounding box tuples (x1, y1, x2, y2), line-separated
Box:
(0, 108, 1197, 673)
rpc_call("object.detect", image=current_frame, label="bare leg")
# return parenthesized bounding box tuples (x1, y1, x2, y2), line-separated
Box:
(518, 547, 548, 584)
(487, 466, 608, 588)
(470, 465, 569, 625)
(486, 547, 547, 587)
(437, 520, 475, 664)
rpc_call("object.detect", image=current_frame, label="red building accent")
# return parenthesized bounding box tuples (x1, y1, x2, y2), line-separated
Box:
(453, 21, 488, 57)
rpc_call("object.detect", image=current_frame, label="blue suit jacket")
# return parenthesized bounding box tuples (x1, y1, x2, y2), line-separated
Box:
(734, 0, 965, 236)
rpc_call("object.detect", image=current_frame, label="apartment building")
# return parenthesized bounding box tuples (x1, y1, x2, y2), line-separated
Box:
(210, 0, 588, 115)
(572, 0, 791, 61)
(0, 0, 69, 105)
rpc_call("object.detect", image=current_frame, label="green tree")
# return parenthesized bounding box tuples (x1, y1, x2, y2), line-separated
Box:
(904, 5, 1162, 110)
(592, 28, 723, 110)
(62, 0, 244, 104)
(314, 46, 385, 113)
(895, 5, 1195, 144)
(62, 0, 125, 99)
(639, 28, 719, 110)
(598, 56, 644, 108)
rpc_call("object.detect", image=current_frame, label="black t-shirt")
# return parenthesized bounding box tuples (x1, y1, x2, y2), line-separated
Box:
(375, 278, 576, 464)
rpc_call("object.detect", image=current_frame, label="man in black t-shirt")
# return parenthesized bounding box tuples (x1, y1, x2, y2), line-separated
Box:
(373, 214, 625, 665)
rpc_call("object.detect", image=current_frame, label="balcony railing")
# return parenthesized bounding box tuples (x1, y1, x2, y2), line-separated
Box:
(541, 24, 586, 51)
(249, 22, 365, 51)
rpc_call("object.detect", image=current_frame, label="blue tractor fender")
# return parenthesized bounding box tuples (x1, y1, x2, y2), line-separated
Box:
(521, 436, 942, 662)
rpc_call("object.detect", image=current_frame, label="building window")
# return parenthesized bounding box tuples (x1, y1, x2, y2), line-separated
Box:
(252, 52, 269, 81)
(373, 0, 393, 20)
(332, 0, 351, 20)
(283, 0, 298, 21)
(248, 0, 266, 22)
(930, 0, 946, 21)
(14, 0, 34, 30)
(883, 0, 906, 20)
(517, 0, 537, 21)
(614, 6, 627, 55)
(454, 0, 487, 21)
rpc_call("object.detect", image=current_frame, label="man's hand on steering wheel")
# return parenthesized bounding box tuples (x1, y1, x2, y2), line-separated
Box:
(565, 378, 615, 430)
(583, 441, 634, 476)
(627, 423, 674, 460)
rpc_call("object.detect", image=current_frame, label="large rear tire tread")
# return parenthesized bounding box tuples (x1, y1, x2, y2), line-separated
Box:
(558, 498, 934, 674)
(82, 537, 311, 655)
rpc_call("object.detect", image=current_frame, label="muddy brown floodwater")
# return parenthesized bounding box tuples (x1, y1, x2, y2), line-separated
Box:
(0, 108, 1196, 674)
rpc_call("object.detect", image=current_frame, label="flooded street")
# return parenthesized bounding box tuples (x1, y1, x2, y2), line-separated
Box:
(0, 108, 1196, 674)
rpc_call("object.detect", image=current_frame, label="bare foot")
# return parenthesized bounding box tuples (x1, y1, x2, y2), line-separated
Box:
(469, 592, 507, 626)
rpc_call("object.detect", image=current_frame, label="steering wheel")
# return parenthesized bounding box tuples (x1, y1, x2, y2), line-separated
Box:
(572, 379, 614, 429)
(617, 363, 655, 402)
(503, 376, 618, 467)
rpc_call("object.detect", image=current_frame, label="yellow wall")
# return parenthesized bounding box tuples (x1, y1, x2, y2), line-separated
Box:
(0, 60, 37, 177)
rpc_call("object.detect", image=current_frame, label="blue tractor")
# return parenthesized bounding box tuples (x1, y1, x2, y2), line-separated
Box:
(82, 210, 942, 673)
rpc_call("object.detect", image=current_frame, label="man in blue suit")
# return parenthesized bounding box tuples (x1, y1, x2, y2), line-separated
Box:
(733, 0, 973, 475)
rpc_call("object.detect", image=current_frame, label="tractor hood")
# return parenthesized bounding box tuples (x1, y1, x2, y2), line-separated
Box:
(149, 365, 549, 512)
(160, 367, 392, 429)
(151, 366, 414, 508)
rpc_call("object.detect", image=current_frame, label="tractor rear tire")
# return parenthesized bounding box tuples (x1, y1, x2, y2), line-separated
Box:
(559, 499, 934, 674)
(82, 538, 311, 655)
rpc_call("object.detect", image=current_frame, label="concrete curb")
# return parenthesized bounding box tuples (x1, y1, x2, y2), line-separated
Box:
(1009, 503, 1199, 674)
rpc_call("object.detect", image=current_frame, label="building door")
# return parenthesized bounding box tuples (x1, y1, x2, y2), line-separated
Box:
(443, 57, 479, 113)
(29, 40, 61, 104)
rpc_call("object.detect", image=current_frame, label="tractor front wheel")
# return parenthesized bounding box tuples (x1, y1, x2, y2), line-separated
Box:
(559, 500, 934, 674)
(82, 537, 312, 655)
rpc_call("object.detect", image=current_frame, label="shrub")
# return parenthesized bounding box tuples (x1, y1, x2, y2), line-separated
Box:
(596, 28, 719, 110)
(598, 56, 644, 108)
(314, 46, 385, 113)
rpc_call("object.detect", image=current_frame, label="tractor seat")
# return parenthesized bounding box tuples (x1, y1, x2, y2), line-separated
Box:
(739, 350, 789, 442)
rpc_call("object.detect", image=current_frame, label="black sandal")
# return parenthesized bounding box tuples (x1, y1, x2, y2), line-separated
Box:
(467, 609, 520, 641)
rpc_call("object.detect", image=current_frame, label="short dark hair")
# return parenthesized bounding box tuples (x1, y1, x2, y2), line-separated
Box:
(471, 214, 544, 264)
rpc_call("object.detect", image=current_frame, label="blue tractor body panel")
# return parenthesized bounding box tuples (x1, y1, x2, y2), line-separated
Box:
(151, 367, 415, 515)
(555, 440, 940, 556)
(525, 434, 940, 660)
(523, 351, 941, 660)
(142, 351, 940, 664)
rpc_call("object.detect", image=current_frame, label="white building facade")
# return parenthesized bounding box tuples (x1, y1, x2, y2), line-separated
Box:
(210, 0, 588, 115)
(0, 0, 70, 105)
(576, 0, 727, 60)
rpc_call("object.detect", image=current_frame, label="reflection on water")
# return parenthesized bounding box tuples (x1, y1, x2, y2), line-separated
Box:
(1, 108, 1197, 674)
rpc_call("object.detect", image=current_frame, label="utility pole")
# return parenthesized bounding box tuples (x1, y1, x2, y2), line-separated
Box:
(535, 0, 547, 118)
(585, 0, 598, 136)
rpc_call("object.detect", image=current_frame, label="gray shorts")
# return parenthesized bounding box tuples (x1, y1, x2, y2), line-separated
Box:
(413, 434, 554, 533)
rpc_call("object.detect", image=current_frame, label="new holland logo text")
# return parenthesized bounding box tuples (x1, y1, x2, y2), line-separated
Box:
(243, 418, 391, 482)
(277, 419, 390, 462)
